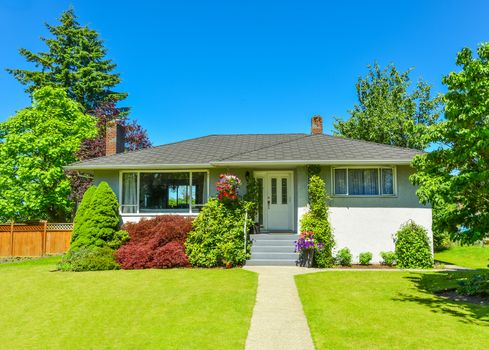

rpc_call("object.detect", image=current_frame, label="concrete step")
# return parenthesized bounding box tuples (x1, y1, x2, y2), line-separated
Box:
(252, 239, 296, 247)
(251, 252, 299, 260)
(251, 234, 297, 241)
(252, 245, 296, 253)
(246, 259, 297, 266)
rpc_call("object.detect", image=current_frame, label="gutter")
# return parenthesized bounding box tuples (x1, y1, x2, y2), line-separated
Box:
(64, 159, 414, 171)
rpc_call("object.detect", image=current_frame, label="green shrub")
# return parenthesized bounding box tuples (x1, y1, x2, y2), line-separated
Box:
(70, 182, 128, 251)
(380, 251, 397, 266)
(185, 198, 254, 267)
(359, 252, 373, 265)
(433, 229, 451, 252)
(394, 220, 433, 268)
(58, 246, 119, 272)
(457, 274, 489, 296)
(335, 248, 352, 266)
(300, 174, 334, 267)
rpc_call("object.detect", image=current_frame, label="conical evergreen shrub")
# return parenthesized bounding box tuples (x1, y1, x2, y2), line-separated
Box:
(70, 182, 128, 250)
(70, 185, 96, 245)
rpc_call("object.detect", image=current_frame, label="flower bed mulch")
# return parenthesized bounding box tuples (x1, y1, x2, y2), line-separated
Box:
(331, 264, 395, 269)
(435, 289, 489, 305)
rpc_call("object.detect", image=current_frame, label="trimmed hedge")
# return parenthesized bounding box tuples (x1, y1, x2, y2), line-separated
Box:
(116, 215, 192, 269)
(394, 220, 433, 269)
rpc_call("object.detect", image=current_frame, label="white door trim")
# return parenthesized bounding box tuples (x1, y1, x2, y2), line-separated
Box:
(254, 170, 294, 231)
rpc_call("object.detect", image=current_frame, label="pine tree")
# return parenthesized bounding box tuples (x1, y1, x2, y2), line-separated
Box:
(7, 8, 126, 110)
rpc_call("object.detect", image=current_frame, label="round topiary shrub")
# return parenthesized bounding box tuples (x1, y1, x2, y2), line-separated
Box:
(394, 220, 433, 269)
(359, 252, 373, 265)
(335, 247, 352, 266)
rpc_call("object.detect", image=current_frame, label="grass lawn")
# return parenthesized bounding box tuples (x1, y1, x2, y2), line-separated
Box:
(0, 257, 257, 350)
(435, 245, 489, 269)
(296, 271, 489, 350)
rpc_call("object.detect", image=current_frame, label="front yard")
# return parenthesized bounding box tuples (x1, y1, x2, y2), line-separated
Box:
(435, 245, 489, 269)
(0, 257, 258, 350)
(296, 271, 489, 350)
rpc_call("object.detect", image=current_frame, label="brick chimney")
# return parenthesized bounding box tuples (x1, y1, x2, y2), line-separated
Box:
(311, 115, 323, 134)
(106, 120, 125, 156)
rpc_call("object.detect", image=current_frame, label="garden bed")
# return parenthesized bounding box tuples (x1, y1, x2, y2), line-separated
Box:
(435, 289, 488, 305)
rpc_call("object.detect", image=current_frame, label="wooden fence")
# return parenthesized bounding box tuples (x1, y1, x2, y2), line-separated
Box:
(0, 222, 73, 257)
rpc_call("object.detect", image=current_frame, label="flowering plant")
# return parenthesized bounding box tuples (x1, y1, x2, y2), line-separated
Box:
(294, 231, 324, 253)
(216, 174, 241, 203)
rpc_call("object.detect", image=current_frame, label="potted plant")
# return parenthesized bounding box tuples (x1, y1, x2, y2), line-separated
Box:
(295, 231, 324, 267)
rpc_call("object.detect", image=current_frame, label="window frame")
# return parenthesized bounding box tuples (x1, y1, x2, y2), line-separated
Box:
(331, 166, 397, 197)
(119, 169, 210, 215)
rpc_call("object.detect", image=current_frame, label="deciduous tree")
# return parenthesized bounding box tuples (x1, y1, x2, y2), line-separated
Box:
(0, 86, 97, 222)
(334, 63, 442, 150)
(411, 44, 489, 243)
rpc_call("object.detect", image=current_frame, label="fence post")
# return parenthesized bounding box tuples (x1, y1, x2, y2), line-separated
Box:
(41, 221, 47, 256)
(10, 221, 14, 257)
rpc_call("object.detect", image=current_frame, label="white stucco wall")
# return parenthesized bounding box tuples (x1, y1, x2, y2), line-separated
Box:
(329, 207, 432, 263)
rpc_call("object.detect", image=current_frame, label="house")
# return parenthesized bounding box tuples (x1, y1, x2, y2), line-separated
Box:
(65, 116, 432, 263)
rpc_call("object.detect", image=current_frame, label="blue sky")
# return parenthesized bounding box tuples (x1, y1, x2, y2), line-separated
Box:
(1, 1, 488, 145)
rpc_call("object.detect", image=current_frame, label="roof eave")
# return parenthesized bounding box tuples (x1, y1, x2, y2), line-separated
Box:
(211, 159, 414, 167)
(63, 163, 213, 171)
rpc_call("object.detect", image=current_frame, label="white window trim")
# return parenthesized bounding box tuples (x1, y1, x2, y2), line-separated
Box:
(331, 166, 397, 197)
(119, 169, 210, 215)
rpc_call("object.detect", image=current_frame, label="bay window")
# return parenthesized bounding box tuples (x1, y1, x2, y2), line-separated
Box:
(120, 171, 208, 214)
(333, 167, 395, 196)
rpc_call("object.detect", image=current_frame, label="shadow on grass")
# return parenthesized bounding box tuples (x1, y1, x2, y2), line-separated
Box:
(395, 270, 489, 325)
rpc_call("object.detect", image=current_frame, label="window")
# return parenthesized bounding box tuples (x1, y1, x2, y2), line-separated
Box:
(120, 171, 208, 214)
(333, 167, 395, 196)
(271, 178, 277, 204)
(281, 178, 288, 204)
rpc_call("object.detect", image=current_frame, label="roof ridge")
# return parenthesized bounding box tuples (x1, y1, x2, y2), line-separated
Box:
(217, 134, 310, 161)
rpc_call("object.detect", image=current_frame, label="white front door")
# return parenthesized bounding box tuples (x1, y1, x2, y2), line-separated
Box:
(256, 171, 294, 231)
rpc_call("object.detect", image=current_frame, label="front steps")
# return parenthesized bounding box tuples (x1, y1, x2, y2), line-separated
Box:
(246, 233, 298, 266)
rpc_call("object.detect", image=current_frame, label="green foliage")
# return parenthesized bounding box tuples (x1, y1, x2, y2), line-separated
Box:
(185, 198, 254, 267)
(58, 246, 119, 271)
(394, 220, 433, 268)
(0, 86, 97, 222)
(243, 171, 259, 221)
(70, 182, 128, 250)
(7, 9, 126, 110)
(335, 248, 352, 266)
(72, 185, 96, 238)
(380, 251, 397, 266)
(306, 164, 321, 179)
(359, 252, 373, 265)
(300, 174, 335, 267)
(334, 62, 442, 150)
(433, 228, 452, 252)
(456, 274, 489, 296)
(411, 43, 489, 244)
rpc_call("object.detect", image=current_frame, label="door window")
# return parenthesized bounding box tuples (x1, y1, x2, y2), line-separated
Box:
(281, 178, 288, 204)
(271, 178, 277, 204)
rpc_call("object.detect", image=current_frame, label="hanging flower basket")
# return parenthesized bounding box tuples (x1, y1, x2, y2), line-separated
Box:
(295, 231, 324, 267)
(215, 174, 241, 206)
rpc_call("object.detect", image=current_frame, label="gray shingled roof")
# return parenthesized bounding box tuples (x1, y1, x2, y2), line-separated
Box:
(65, 133, 422, 170)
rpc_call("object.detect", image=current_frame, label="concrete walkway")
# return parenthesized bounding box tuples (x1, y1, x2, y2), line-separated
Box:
(243, 266, 315, 350)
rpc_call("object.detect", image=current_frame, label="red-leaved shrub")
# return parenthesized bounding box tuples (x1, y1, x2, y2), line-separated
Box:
(116, 215, 193, 269)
